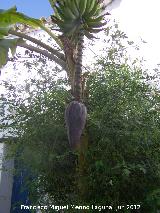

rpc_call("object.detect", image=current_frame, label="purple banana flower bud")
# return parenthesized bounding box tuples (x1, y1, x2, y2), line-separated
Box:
(65, 101, 87, 150)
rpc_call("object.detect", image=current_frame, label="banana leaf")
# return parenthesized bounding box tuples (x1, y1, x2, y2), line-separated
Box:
(0, 6, 42, 28)
(0, 6, 61, 69)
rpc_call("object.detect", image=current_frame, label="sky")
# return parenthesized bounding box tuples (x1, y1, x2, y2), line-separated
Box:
(1, 0, 53, 18)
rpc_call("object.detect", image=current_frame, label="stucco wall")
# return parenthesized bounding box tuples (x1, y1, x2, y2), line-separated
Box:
(0, 144, 14, 213)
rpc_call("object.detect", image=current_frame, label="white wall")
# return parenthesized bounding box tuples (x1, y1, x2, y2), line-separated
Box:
(0, 144, 14, 213)
(0, 143, 3, 183)
(0, 102, 15, 212)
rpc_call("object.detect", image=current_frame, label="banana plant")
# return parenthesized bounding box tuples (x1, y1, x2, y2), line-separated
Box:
(50, 0, 109, 149)
(50, 0, 109, 200)
(0, 1, 109, 150)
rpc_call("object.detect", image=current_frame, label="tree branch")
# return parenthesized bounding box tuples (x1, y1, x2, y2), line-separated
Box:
(9, 29, 65, 62)
(18, 42, 66, 70)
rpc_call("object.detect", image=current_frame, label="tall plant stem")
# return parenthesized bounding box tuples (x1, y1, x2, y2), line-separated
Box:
(74, 30, 84, 101)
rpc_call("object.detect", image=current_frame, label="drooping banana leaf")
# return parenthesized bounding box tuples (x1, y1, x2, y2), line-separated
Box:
(0, 6, 42, 28)
(0, 6, 61, 69)
(0, 6, 61, 43)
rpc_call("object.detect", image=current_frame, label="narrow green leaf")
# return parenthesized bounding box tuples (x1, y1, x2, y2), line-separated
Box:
(48, 0, 56, 11)
(0, 6, 42, 28)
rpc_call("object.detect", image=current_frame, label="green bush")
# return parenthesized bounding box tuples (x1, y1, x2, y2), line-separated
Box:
(84, 61, 160, 212)
(8, 61, 160, 212)
(2, 26, 160, 212)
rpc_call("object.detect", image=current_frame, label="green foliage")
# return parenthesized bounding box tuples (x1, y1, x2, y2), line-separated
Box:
(16, 89, 76, 203)
(51, 0, 107, 40)
(0, 6, 39, 68)
(84, 61, 160, 211)
(2, 24, 160, 212)
(0, 6, 42, 28)
(0, 6, 61, 69)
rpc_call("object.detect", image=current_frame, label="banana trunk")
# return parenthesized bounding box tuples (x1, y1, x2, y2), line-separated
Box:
(74, 30, 84, 101)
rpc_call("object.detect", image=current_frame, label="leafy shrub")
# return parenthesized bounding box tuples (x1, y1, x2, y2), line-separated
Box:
(84, 61, 160, 212)
(2, 26, 160, 212)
